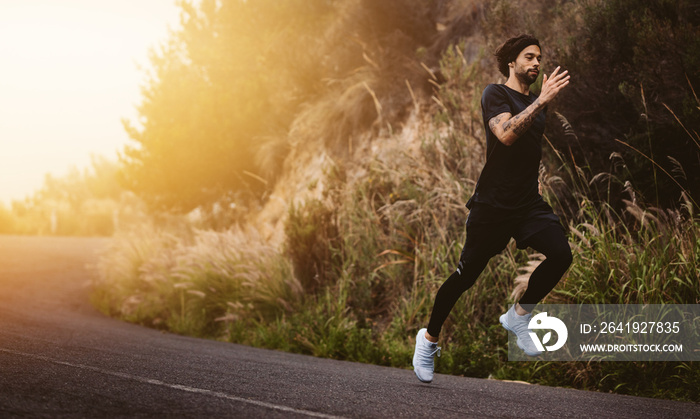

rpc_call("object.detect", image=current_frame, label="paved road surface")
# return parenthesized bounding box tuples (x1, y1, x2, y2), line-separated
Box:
(0, 235, 697, 418)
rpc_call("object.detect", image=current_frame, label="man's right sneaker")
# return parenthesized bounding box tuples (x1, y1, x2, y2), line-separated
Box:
(412, 328, 441, 383)
(499, 305, 542, 356)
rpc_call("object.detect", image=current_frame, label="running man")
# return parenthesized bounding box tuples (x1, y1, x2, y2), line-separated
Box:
(412, 34, 573, 383)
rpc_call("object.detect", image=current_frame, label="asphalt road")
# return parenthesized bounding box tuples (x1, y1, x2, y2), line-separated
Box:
(0, 235, 698, 418)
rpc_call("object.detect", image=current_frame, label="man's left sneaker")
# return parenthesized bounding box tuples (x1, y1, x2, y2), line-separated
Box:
(500, 305, 542, 356)
(412, 328, 441, 383)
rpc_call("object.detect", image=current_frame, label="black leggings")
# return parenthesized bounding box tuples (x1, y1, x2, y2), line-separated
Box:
(426, 224, 572, 338)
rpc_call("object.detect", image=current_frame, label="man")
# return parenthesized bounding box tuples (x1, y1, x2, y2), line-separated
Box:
(412, 34, 573, 383)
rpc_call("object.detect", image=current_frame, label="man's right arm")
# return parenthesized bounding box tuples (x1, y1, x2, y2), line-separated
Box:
(488, 99, 545, 146)
(489, 66, 570, 146)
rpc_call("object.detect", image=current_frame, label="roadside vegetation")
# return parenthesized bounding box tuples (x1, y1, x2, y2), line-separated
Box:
(90, 0, 699, 402)
(0, 156, 143, 236)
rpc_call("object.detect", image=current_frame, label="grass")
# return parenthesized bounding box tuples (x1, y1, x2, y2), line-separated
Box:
(92, 222, 302, 339)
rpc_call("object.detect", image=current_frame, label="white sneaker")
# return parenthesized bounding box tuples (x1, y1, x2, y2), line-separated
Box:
(500, 305, 542, 356)
(412, 328, 441, 383)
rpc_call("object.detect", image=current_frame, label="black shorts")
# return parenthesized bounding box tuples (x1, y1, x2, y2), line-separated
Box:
(463, 198, 565, 256)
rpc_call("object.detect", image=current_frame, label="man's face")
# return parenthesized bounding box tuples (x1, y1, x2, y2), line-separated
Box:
(511, 45, 541, 85)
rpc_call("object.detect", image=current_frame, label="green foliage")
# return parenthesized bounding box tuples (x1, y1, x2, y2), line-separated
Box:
(562, 204, 700, 305)
(285, 199, 340, 293)
(555, 0, 700, 209)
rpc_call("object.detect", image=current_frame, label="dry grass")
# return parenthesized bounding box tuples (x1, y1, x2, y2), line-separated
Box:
(92, 222, 301, 337)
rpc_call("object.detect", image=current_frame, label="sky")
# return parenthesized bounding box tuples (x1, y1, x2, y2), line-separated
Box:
(0, 0, 181, 204)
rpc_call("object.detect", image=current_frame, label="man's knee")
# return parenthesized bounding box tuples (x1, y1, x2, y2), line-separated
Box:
(550, 242, 573, 270)
(459, 251, 494, 274)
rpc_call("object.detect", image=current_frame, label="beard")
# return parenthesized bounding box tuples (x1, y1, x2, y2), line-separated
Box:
(516, 68, 539, 85)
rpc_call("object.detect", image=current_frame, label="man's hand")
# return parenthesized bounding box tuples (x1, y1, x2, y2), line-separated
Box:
(539, 66, 570, 105)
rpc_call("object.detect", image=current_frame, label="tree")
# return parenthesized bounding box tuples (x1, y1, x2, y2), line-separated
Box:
(120, 0, 334, 213)
(120, 0, 446, 214)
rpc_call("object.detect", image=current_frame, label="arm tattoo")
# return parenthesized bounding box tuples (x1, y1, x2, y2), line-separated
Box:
(501, 98, 543, 141)
(489, 114, 504, 132)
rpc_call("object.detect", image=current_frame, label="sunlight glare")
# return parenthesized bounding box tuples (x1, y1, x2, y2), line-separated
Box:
(0, 0, 180, 204)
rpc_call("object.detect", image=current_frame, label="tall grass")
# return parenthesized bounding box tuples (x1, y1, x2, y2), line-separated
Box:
(540, 111, 700, 306)
(92, 222, 302, 339)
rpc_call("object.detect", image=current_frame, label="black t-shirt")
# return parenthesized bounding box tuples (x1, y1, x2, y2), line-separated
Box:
(467, 83, 546, 210)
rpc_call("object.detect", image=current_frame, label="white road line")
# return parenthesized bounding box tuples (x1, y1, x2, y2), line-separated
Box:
(1, 348, 346, 419)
